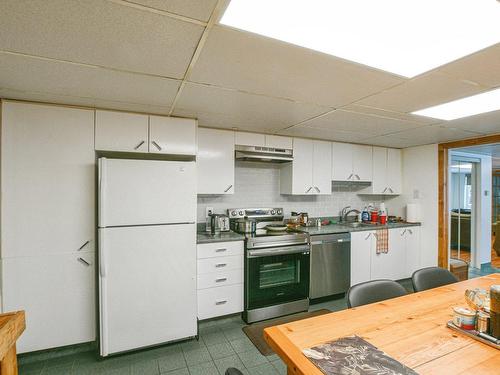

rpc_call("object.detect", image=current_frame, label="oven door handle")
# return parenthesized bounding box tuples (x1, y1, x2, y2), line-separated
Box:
(247, 245, 310, 258)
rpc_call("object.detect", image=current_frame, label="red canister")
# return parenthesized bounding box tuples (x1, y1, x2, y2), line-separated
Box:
(370, 211, 379, 223)
(380, 215, 387, 225)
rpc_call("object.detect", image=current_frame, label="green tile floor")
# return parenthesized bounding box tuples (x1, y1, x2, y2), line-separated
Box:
(19, 283, 420, 375)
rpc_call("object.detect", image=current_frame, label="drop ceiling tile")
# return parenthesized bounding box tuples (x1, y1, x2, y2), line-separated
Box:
(276, 126, 369, 144)
(0, 0, 204, 78)
(299, 109, 427, 136)
(382, 125, 483, 146)
(358, 135, 417, 148)
(440, 109, 500, 135)
(173, 82, 331, 132)
(188, 26, 404, 107)
(126, 0, 218, 22)
(0, 52, 181, 107)
(341, 104, 441, 125)
(0, 88, 173, 115)
(438, 43, 500, 88)
(356, 71, 485, 113)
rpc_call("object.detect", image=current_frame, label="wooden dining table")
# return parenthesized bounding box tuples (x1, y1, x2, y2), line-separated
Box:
(264, 273, 500, 375)
(0, 311, 25, 375)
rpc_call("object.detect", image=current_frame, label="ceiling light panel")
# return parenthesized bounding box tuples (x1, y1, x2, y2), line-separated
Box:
(412, 87, 500, 120)
(220, 0, 500, 78)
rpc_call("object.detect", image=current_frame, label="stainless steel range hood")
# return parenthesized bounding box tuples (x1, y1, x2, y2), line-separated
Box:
(235, 145, 293, 163)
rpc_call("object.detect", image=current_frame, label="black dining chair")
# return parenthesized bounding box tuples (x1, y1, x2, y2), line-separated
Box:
(225, 368, 244, 375)
(412, 266, 458, 292)
(346, 279, 407, 308)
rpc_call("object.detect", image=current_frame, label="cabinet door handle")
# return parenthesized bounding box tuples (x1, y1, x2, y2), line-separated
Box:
(408, 229, 413, 235)
(224, 185, 233, 193)
(305, 186, 312, 193)
(78, 240, 90, 251)
(315, 186, 320, 193)
(347, 173, 353, 180)
(215, 277, 227, 283)
(365, 233, 372, 240)
(389, 187, 394, 193)
(355, 174, 361, 180)
(400, 229, 407, 236)
(382, 187, 388, 193)
(215, 300, 228, 305)
(151, 141, 162, 151)
(215, 248, 227, 253)
(134, 140, 145, 150)
(215, 263, 227, 268)
(78, 257, 91, 266)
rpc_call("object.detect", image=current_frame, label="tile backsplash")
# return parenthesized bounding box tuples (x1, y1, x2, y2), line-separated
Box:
(197, 162, 396, 222)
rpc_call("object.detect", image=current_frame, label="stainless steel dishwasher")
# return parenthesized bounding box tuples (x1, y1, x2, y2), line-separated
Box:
(309, 232, 351, 299)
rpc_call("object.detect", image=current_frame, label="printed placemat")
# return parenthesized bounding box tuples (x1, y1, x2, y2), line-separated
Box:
(303, 335, 418, 375)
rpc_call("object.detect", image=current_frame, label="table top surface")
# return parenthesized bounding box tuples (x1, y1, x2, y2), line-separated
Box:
(264, 273, 500, 375)
(0, 311, 25, 360)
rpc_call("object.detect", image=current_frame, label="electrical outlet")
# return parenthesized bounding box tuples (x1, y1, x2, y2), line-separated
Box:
(206, 207, 214, 218)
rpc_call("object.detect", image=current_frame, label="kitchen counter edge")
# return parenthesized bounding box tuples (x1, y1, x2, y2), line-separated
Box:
(197, 231, 245, 244)
(301, 222, 421, 236)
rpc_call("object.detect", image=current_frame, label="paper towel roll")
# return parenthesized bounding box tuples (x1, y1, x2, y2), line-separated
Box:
(406, 203, 419, 223)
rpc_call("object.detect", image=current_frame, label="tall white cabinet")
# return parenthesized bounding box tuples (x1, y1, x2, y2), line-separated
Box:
(1, 102, 96, 353)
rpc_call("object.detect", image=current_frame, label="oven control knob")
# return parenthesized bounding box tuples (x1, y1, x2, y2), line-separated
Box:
(239, 211, 244, 216)
(231, 211, 237, 216)
(277, 209, 282, 215)
(271, 210, 276, 215)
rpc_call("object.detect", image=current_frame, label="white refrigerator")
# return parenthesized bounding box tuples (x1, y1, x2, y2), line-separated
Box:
(98, 158, 197, 357)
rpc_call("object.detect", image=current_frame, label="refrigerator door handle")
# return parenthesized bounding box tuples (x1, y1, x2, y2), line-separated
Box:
(98, 230, 109, 356)
(98, 158, 107, 228)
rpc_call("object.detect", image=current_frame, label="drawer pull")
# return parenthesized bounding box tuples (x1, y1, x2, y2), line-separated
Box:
(77, 257, 91, 266)
(215, 277, 227, 283)
(215, 263, 227, 268)
(215, 300, 228, 305)
(215, 248, 227, 253)
(151, 141, 162, 151)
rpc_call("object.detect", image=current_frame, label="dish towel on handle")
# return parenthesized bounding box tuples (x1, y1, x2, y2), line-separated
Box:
(376, 229, 389, 254)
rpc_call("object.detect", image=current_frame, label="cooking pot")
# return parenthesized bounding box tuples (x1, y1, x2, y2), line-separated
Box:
(234, 218, 257, 233)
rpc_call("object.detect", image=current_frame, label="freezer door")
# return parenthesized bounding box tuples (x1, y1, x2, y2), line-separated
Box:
(99, 224, 197, 356)
(99, 158, 196, 227)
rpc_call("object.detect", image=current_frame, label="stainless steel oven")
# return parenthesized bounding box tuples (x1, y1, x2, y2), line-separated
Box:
(243, 233, 310, 323)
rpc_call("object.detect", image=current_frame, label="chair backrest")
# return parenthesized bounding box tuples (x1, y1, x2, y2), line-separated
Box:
(225, 368, 244, 375)
(346, 279, 407, 308)
(412, 267, 458, 292)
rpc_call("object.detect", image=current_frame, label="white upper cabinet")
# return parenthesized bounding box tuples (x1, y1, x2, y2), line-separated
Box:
(95, 110, 149, 152)
(235, 132, 265, 147)
(280, 138, 331, 195)
(266, 135, 292, 149)
(332, 142, 372, 182)
(95, 110, 196, 155)
(234, 131, 292, 149)
(149, 116, 196, 155)
(1, 102, 95, 258)
(362, 147, 402, 195)
(197, 128, 235, 195)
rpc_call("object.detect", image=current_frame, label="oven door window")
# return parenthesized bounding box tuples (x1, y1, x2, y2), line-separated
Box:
(247, 252, 309, 310)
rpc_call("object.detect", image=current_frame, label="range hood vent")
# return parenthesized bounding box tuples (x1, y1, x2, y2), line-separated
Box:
(235, 145, 293, 163)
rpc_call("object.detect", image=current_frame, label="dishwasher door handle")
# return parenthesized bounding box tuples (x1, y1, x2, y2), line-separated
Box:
(310, 239, 351, 245)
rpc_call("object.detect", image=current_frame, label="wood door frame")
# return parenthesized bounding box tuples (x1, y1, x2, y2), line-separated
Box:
(438, 134, 500, 268)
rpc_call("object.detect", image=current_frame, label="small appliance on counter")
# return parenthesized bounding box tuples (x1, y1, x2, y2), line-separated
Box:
(206, 213, 230, 234)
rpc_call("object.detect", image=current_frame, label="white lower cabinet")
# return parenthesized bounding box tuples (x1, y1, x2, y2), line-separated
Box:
(350, 231, 374, 286)
(350, 227, 421, 286)
(1, 252, 96, 353)
(197, 241, 243, 319)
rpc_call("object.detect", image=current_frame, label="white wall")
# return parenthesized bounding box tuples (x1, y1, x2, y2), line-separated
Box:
(386, 144, 439, 268)
(197, 161, 389, 222)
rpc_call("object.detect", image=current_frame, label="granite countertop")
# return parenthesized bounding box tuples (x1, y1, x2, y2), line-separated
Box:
(196, 230, 245, 244)
(298, 222, 421, 236)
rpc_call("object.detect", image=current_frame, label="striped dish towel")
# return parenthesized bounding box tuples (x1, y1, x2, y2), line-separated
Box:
(376, 229, 389, 254)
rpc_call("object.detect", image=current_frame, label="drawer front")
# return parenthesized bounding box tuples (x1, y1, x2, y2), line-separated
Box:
(197, 269, 243, 290)
(197, 241, 243, 259)
(197, 284, 243, 320)
(197, 255, 243, 274)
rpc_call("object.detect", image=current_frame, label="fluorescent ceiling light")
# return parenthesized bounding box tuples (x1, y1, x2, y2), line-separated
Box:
(412, 88, 500, 120)
(220, 0, 500, 78)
